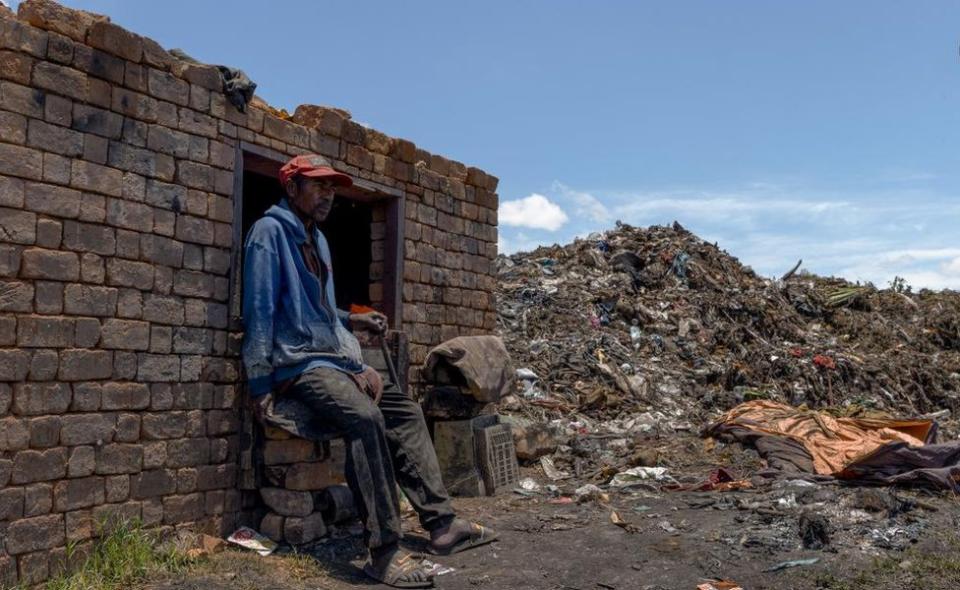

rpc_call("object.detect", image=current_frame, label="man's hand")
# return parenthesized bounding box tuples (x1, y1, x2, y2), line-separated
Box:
(349, 311, 388, 334)
(253, 392, 274, 424)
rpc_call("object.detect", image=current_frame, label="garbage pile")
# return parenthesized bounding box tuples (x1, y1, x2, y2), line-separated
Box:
(495, 222, 960, 478)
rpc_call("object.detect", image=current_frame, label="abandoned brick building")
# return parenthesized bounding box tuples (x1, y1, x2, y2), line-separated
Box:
(0, 0, 500, 585)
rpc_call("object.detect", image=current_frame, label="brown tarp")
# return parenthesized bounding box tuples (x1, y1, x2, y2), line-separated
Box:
(422, 336, 514, 403)
(706, 400, 960, 490)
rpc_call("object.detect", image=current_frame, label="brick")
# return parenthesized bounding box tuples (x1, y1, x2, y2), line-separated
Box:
(260, 487, 312, 517)
(107, 141, 174, 181)
(24, 482, 53, 516)
(21, 184, 83, 222)
(95, 443, 142, 474)
(137, 353, 179, 381)
(178, 107, 217, 138)
(72, 103, 122, 138)
(20, 248, 77, 280)
(162, 492, 204, 524)
(129, 468, 176, 499)
(0, 347, 30, 380)
(67, 445, 95, 477)
(0, 206, 36, 244)
(18, 0, 104, 43)
(284, 512, 326, 545)
(0, 315, 13, 345)
(70, 381, 101, 410)
(58, 348, 112, 380)
(33, 61, 87, 100)
(116, 288, 142, 318)
(46, 30, 75, 64)
(0, 486, 24, 521)
(5, 514, 64, 555)
(83, 133, 108, 164)
(106, 258, 154, 288)
(263, 439, 318, 465)
(11, 447, 67, 484)
(71, 159, 122, 196)
(0, 246, 24, 277)
(87, 20, 142, 62)
(0, 80, 45, 118)
(0, 417, 29, 451)
(27, 348, 58, 379)
(165, 437, 209, 467)
(16, 315, 74, 347)
(172, 270, 213, 298)
(0, 382, 9, 415)
(114, 413, 140, 443)
(104, 474, 129, 502)
(0, 142, 42, 180)
(111, 86, 156, 122)
(100, 319, 149, 351)
(42, 95, 71, 128)
(65, 509, 94, 543)
(175, 160, 213, 190)
(140, 411, 185, 440)
(0, 280, 30, 314)
(78, 48, 125, 86)
(175, 215, 214, 245)
(0, 109, 26, 144)
(63, 283, 117, 316)
(101, 382, 150, 410)
(147, 68, 188, 105)
(27, 118, 83, 156)
(36, 219, 62, 249)
(143, 293, 184, 324)
(0, 176, 24, 208)
(27, 416, 60, 449)
(61, 220, 115, 255)
(53, 476, 104, 511)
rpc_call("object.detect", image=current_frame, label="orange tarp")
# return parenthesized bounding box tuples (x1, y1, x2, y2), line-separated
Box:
(713, 400, 933, 475)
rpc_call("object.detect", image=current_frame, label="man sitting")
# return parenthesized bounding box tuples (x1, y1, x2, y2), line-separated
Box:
(241, 154, 496, 588)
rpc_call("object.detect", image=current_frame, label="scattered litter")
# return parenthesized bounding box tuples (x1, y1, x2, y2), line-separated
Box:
(540, 456, 571, 480)
(574, 483, 607, 503)
(226, 527, 277, 556)
(610, 510, 639, 533)
(517, 478, 541, 492)
(609, 467, 676, 488)
(420, 558, 456, 577)
(763, 557, 820, 572)
(697, 581, 743, 590)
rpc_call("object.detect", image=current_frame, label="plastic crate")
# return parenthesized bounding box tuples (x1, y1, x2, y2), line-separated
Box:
(473, 416, 520, 495)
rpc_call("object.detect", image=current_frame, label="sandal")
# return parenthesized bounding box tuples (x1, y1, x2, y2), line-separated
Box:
(363, 549, 435, 589)
(429, 522, 498, 556)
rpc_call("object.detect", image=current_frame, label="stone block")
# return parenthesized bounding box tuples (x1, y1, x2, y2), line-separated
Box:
(0, 141, 42, 180)
(283, 461, 341, 491)
(165, 437, 209, 467)
(5, 513, 64, 555)
(104, 474, 129, 502)
(172, 269, 213, 298)
(101, 381, 150, 410)
(0, 206, 36, 244)
(11, 447, 67, 484)
(33, 61, 87, 100)
(131, 468, 176, 498)
(21, 248, 78, 280)
(0, 280, 33, 313)
(137, 353, 180, 381)
(283, 512, 326, 545)
(147, 68, 188, 105)
(259, 512, 284, 542)
(0, 176, 24, 208)
(177, 106, 218, 137)
(263, 439, 318, 465)
(27, 118, 83, 156)
(60, 220, 114, 255)
(35, 219, 62, 249)
(42, 94, 71, 128)
(24, 482, 53, 516)
(60, 414, 115, 446)
(100, 319, 150, 351)
(12, 382, 71, 415)
(141, 411, 186, 439)
(87, 20, 142, 62)
(95, 443, 142, 474)
(105, 196, 153, 231)
(175, 215, 214, 245)
(28, 416, 60, 448)
(71, 159, 122, 196)
(64, 283, 118, 316)
(18, 0, 105, 43)
(260, 487, 313, 517)
(27, 348, 59, 380)
(162, 492, 204, 524)
(58, 348, 112, 380)
(114, 413, 141, 442)
(67, 446, 95, 477)
(53, 476, 104, 511)
(0, 417, 29, 451)
(16, 315, 74, 347)
(105, 258, 154, 288)
(72, 104, 122, 138)
(0, 486, 24, 521)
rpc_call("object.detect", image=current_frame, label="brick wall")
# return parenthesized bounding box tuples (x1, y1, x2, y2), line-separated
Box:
(0, 0, 498, 585)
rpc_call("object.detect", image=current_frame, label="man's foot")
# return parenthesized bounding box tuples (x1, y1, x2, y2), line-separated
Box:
(363, 544, 435, 589)
(428, 518, 498, 555)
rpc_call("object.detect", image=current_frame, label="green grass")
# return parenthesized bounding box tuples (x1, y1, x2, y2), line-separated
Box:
(41, 519, 194, 590)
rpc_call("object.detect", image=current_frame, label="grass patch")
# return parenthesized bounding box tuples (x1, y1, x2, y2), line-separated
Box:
(812, 541, 960, 590)
(42, 519, 194, 590)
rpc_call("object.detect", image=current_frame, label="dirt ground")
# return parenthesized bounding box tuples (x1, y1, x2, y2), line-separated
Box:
(144, 461, 960, 590)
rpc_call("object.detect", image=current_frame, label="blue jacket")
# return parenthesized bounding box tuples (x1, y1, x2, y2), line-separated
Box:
(241, 199, 364, 397)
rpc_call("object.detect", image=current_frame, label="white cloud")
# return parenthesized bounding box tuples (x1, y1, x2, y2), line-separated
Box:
(552, 182, 612, 223)
(499, 193, 569, 231)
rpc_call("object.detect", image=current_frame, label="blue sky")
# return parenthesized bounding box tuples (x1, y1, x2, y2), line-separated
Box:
(21, 0, 960, 289)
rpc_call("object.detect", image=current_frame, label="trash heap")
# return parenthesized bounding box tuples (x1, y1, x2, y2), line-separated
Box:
(495, 221, 960, 476)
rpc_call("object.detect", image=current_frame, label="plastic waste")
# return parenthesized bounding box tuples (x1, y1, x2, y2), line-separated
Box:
(609, 466, 677, 488)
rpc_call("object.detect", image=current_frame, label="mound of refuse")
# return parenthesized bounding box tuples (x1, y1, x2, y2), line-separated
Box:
(495, 222, 960, 446)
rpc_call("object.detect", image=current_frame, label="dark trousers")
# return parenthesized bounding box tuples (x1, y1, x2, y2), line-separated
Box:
(286, 367, 456, 549)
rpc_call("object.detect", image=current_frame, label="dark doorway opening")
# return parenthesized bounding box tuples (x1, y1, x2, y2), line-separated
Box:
(229, 144, 404, 329)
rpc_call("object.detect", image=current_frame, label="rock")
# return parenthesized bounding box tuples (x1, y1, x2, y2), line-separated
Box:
(260, 487, 313, 517)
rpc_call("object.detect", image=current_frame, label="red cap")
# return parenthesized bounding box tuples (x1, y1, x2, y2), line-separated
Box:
(278, 154, 353, 188)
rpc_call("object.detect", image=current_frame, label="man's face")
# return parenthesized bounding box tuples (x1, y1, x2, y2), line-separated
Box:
(288, 177, 337, 223)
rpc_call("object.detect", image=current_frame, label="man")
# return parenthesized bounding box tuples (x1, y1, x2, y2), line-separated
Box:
(242, 154, 496, 588)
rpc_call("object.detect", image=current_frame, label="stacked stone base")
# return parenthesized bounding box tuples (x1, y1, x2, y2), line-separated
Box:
(255, 427, 347, 545)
